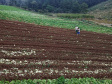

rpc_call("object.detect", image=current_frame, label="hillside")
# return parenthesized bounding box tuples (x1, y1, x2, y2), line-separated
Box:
(88, 0, 112, 20)
(0, 5, 112, 34)
(0, 0, 108, 13)
(0, 20, 112, 80)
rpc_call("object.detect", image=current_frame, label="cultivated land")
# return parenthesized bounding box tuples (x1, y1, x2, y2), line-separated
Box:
(0, 20, 112, 81)
(0, 5, 112, 35)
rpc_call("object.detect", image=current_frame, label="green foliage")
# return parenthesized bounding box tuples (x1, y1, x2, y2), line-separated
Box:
(0, 77, 112, 84)
(56, 76, 65, 84)
(56, 13, 94, 19)
(88, 0, 112, 20)
(0, 0, 108, 13)
(0, 5, 24, 11)
(46, 5, 55, 12)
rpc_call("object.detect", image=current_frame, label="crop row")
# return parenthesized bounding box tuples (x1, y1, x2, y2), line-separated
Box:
(0, 34, 111, 47)
(0, 68, 112, 80)
(0, 29, 111, 42)
(0, 62, 111, 69)
(1, 58, 111, 66)
(0, 77, 112, 84)
(1, 53, 112, 62)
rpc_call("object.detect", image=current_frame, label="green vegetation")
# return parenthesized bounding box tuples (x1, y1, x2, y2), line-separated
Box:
(0, 5, 24, 11)
(0, 77, 112, 84)
(56, 13, 94, 19)
(0, 76, 112, 84)
(88, 0, 112, 20)
(88, 0, 112, 12)
(0, 0, 108, 13)
(0, 5, 112, 34)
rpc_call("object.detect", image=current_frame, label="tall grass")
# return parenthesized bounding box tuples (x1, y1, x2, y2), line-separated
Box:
(0, 5, 112, 34)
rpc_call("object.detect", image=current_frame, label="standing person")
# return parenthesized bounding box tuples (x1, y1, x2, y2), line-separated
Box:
(75, 26, 78, 34)
(77, 27, 80, 35)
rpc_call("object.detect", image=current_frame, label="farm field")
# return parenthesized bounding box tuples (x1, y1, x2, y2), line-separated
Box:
(0, 5, 112, 35)
(0, 19, 112, 81)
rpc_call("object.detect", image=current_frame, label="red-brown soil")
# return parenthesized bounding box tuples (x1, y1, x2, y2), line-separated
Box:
(0, 20, 112, 81)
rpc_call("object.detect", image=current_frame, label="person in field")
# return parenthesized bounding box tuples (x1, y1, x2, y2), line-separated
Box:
(75, 27, 80, 35)
(75, 26, 78, 33)
(77, 27, 80, 35)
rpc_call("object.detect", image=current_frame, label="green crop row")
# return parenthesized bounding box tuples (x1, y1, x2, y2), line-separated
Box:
(56, 13, 94, 19)
(0, 76, 112, 84)
(0, 5, 112, 34)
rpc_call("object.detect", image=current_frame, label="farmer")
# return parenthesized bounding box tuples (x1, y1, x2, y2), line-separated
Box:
(77, 27, 80, 35)
(75, 26, 78, 32)
(75, 27, 80, 35)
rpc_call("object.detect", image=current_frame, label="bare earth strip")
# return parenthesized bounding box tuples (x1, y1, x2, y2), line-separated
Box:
(0, 20, 112, 81)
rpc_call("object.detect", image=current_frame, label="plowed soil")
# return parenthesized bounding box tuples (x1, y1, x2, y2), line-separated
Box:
(0, 20, 112, 81)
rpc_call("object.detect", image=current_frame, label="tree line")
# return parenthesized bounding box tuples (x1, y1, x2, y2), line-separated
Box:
(0, 0, 108, 13)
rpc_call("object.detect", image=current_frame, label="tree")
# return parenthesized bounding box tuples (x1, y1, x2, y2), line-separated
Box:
(46, 5, 55, 12)
(80, 3, 88, 13)
(60, 0, 72, 13)
(31, 0, 37, 9)
(72, 1, 81, 13)
(0, 0, 6, 5)
(0, 0, 108, 13)
(9, 0, 17, 6)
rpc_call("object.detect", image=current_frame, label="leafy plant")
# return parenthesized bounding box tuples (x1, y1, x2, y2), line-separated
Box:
(0, 77, 112, 84)
(56, 76, 65, 84)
